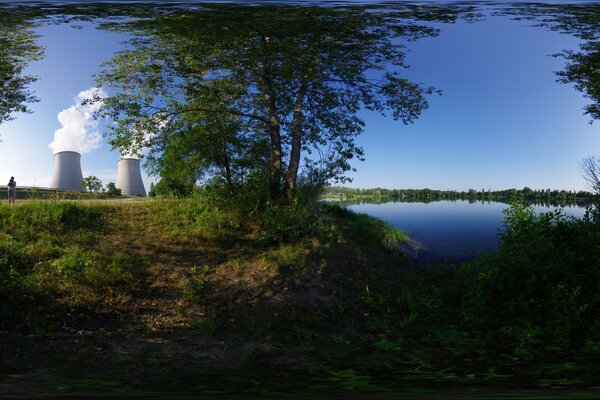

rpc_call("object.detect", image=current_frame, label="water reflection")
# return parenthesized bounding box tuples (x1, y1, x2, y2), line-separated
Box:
(345, 199, 588, 263)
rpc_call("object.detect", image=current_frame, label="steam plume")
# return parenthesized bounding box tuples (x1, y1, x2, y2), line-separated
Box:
(48, 87, 107, 154)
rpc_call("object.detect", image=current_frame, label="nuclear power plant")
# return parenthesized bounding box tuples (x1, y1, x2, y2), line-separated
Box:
(51, 151, 84, 190)
(116, 158, 146, 196)
(49, 151, 146, 196)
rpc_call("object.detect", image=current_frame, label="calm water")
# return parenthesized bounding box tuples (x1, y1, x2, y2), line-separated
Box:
(346, 200, 588, 262)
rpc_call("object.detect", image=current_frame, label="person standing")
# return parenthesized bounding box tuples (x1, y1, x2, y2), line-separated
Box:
(7, 176, 16, 205)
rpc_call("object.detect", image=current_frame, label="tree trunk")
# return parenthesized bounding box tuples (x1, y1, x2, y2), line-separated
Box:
(258, 60, 282, 202)
(284, 79, 308, 203)
(220, 138, 234, 195)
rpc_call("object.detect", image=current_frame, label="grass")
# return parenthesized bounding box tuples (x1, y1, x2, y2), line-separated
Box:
(0, 198, 598, 396)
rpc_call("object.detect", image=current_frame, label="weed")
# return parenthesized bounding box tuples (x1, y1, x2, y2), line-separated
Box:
(51, 247, 95, 280)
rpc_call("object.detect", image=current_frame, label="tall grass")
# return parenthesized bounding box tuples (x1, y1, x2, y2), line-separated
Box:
(321, 203, 409, 251)
(0, 201, 139, 330)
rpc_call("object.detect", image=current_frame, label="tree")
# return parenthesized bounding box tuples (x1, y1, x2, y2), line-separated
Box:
(579, 155, 600, 193)
(0, 10, 44, 131)
(94, 4, 475, 203)
(557, 39, 600, 121)
(153, 175, 195, 198)
(81, 175, 103, 193)
(148, 182, 156, 197)
(106, 182, 121, 196)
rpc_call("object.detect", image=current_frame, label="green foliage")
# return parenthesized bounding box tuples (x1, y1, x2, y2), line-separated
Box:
(51, 247, 94, 280)
(0, 201, 93, 240)
(94, 4, 455, 202)
(80, 175, 103, 193)
(1, 195, 599, 388)
(323, 185, 594, 207)
(322, 203, 408, 251)
(458, 202, 600, 361)
(105, 182, 121, 196)
(0, 201, 99, 327)
(82, 252, 135, 288)
(148, 182, 156, 197)
(255, 200, 318, 243)
(0, 10, 43, 127)
(153, 175, 195, 198)
(155, 195, 236, 239)
(0, 233, 28, 289)
(186, 265, 209, 303)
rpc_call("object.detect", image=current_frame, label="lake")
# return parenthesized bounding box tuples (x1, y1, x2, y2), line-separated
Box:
(344, 200, 588, 263)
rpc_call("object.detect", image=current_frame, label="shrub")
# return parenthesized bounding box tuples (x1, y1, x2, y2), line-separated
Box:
(51, 247, 95, 280)
(255, 199, 318, 243)
(106, 182, 121, 196)
(458, 202, 600, 358)
(0, 233, 28, 289)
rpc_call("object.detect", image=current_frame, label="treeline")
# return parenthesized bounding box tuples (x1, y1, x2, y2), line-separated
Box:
(323, 186, 597, 206)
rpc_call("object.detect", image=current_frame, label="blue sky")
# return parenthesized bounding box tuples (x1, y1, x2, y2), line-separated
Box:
(349, 10, 600, 191)
(0, 20, 134, 189)
(1, 3, 599, 192)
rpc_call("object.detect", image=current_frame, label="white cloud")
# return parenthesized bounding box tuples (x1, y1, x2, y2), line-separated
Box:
(48, 87, 107, 155)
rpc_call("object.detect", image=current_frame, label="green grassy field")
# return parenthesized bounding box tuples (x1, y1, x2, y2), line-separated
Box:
(0, 198, 598, 397)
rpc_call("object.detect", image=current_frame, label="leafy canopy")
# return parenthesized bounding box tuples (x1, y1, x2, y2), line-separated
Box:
(0, 10, 43, 128)
(80, 175, 103, 193)
(93, 4, 472, 201)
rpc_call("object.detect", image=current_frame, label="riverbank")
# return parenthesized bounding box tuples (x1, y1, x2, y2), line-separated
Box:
(0, 199, 598, 397)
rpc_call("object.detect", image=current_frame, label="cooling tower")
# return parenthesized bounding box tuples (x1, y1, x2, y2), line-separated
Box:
(116, 158, 146, 196)
(51, 151, 84, 190)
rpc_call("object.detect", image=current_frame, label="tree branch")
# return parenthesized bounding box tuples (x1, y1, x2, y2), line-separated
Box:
(153, 106, 268, 124)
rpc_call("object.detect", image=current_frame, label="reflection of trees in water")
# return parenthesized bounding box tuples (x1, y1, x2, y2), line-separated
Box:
(324, 186, 595, 207)
(328, 198, 592, 208)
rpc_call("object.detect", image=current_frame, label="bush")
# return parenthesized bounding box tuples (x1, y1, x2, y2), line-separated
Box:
(0, 233, 28, 289)
(458, 202, 600, 358)
(255, 199, 318, 243)
(51, 247, 95, 280)
(106, 182, 121, 196)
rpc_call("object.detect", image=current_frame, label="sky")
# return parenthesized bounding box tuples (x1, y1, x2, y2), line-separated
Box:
(349, 9, 600, 191)
(0, 20, 136, 189)
(1, 1, 600, 192)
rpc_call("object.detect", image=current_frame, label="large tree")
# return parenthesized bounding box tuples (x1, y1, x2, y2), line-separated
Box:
(94, 4, 472, 203)
(0, 11, 43, 129)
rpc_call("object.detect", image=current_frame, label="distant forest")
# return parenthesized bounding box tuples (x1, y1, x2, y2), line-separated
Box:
(323, 186, 597, 206)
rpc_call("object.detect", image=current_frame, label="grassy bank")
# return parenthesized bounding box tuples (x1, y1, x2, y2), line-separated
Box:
(0, 185, 127, 201)
(0, 199, 598, 396)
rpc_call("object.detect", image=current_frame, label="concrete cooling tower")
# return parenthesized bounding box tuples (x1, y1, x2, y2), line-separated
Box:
(116, 158, 146, 196)
(51, 151, 84, 190)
